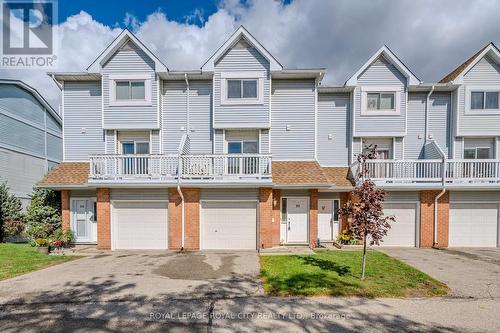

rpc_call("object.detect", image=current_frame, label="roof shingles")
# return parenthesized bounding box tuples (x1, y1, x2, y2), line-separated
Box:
(37, 162, 89, 186)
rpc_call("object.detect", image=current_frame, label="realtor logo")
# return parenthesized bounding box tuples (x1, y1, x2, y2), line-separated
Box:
(1, 0, 58, 68)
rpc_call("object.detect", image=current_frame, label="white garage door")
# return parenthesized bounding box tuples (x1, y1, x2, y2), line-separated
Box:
(201, 201, 257, 250)
(449, 203, 498, 247)
(380, 203, 417, 246)
(113, 201, 168, 250)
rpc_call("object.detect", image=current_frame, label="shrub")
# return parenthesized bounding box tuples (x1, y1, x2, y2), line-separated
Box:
(53, 228, 74, 245)
(0, 182, 25, 242)
(25, 188, 61, 240)
(34, 238, 48, 247)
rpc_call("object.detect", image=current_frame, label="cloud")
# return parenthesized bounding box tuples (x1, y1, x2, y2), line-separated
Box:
(1, 0, 500, 110)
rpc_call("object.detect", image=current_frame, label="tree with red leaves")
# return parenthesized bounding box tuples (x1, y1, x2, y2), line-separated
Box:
(339, 145, 395, 280)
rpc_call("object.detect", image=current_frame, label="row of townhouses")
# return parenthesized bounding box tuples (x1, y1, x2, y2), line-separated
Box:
(39, 26, 500, 250)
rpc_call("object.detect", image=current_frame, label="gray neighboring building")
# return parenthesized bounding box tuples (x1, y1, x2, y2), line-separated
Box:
(0, 79, 62, 207)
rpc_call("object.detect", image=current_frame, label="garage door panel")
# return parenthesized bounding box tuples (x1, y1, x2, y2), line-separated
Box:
(380, 203, 417, 246)
(449, 203, 498, 247)
(202, 201, 257, 250)
(113, 201, 168, 250)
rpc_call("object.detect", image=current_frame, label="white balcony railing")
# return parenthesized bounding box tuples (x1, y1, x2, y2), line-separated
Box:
(89, 154, 272, 181)
(89, 154, 179, 180)
(355, 159, 500, 185)
(180, 154, 272, 179)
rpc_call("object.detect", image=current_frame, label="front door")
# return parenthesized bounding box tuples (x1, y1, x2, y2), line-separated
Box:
(318, 199, 340, 241)
(286, 197, 309, 243)
(72, 199, 96, 243)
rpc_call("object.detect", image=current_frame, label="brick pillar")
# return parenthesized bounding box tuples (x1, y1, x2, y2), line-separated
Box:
(420, 190, 449, 248)
(61, 190, 70, 231)
(168, 188, 182, 250)
(259, 187, 273, 249)
(309, 189, 318, 247)
(184, 188, 200, 250)
(96, 188, 111, 250)
(272, 189, 282, 246)
(339, 192, 350, 232)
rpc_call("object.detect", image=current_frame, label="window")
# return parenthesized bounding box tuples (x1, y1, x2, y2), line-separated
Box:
(464, 147, 492, 159)
(227, 79, 258, 99)
(471, 91, 499, 110)
(281, 198, 287, 222)
(121, 141, 149, 155)
(115, 81, 145, 100)
(227, 140, 258, 154)
(367, 92, 395, 110)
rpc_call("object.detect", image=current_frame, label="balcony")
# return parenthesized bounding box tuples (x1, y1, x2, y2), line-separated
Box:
(88, 154, 272, 183)
(352, 159, 500, 188)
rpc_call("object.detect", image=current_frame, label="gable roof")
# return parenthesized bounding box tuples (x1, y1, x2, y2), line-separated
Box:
(201, 25, 283, 72)
(345, 45, 421, 86)
(87, 29, 168, 73)
(439, 42, 500, 84)
(0, 79, 61, 124)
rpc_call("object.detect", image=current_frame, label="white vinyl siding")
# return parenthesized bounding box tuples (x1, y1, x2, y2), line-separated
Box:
(214, 42, 270, 128)
(63, 81, 104, 161)
(354, 56, 407, 136)
(102, 41, 158, 129)
(271, 79, 316, 160)
(317, 93, 350, 166)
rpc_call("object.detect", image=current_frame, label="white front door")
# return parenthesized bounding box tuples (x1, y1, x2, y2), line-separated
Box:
(72, 199, 96, 243)
(286, 198, 309, 243)
(318, 199, 340, 241)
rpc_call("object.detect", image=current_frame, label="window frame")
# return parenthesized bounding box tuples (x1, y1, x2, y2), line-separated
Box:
(120, 141, 150, 155)
(220, 72, 265, 105)
(361, 87, 401, 116)
(465, 86, 500, 114)
(109, 74, 152, 106)
(366, 92, 396, 111)
(463, 146, 492, 159)
(226, 139, 259, 154)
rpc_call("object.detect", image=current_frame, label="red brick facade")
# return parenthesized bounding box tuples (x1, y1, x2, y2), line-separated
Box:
(259, 187, 274, 249)
(271, 189, 282, 246)
(168, 188, 200, 250)
(309, 189, 318, 247)
(339, 191, 350, 232)
(61, 190, 70, 231)
(96, 188, 111, 250)
(420, 190, 449, 248)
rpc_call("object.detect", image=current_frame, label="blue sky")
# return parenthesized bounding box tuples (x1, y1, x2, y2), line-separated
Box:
(58, 0, 220, 26)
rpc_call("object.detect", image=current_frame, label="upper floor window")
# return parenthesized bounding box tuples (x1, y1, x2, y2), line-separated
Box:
(367, 93, 395, 111)
(109, 74, 152, 106)
(471, 91, 499, 110)
(464, 147, 491, 159)
(227, 79, 257, 99)
(220, 72, 265, 105)
(116, 81, 145, 100)
(227, 140, 258, 154)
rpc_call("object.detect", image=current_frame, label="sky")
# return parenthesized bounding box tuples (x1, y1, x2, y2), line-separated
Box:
(1, 0, 500, 109)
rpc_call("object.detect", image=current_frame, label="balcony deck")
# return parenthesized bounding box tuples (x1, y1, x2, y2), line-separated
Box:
(353, 159, 500, 189)
(88, 154, 272, 184)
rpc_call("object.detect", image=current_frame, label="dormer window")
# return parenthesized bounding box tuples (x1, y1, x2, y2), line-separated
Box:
(116, 81, 145, 100)
(220, 72, 264, 105)
(367, 93, 395, 111)
(471, 91, 499, 110)
(227, 79, 258, 99)
(109, 74, 152, 106)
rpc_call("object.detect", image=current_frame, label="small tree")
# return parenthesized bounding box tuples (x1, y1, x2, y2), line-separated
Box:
(339, 146, 395, 280)
(25, 188, 61, 240)
(0, 182, 25, 242)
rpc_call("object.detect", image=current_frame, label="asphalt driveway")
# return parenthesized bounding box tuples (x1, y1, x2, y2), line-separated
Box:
(379, 247, 500, 299)
(0, 250, 262, 304)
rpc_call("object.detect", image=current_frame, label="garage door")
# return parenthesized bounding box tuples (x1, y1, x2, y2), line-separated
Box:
(449, 203, 498, 247)
(113, 201, 168, 249)
(380, 203, 417, 246)
(201, 201, 257, 250)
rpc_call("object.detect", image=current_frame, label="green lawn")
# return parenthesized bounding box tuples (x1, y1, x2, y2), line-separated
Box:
(0, 243, 78, 281)
(260, 250, 448, 298)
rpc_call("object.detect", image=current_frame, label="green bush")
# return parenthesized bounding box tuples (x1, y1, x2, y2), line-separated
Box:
(0, 182, 25, 242)
(25, 188, 61, 240)
(52, 228, 74, 245)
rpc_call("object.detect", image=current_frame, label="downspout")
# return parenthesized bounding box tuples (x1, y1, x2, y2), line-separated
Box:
(176, 74, 190, 252)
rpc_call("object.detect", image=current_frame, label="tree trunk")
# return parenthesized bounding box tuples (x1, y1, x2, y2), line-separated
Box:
(361, 233, 367, 280)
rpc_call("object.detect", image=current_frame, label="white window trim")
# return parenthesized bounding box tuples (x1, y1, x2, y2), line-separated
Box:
(109, 73, 152, 107)
(225, 139, 259, 154)
(220, 71, 265, 105)
(465, 86, 500, 115)
(360, 86, 401, 116)
(464, 146, 492, 159)
(120, 140, 150, 154)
